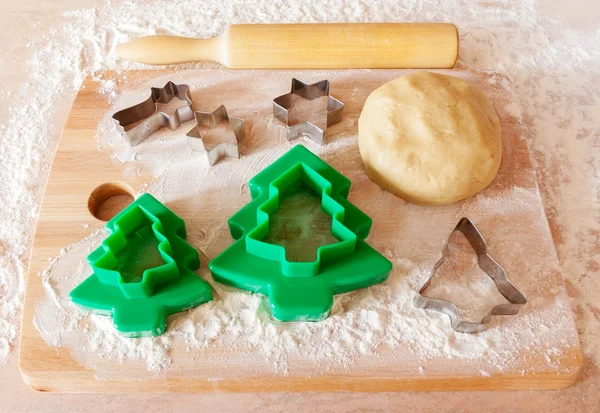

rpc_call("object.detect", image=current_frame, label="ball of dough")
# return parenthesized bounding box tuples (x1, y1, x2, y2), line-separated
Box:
(358, 71, 502, 205)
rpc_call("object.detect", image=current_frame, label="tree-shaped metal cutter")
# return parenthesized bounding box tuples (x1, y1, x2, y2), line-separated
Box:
(414, 217, 527, 333)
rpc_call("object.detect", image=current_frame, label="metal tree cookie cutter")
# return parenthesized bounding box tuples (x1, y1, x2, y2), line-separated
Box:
(186, 105, 246, 166)
(112, 81, 194, 146)
(273, 78, 344, 145)
(414, 217, 527, 334)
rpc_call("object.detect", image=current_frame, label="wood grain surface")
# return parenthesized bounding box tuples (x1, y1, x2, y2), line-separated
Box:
(115, 23, 458, 68)
(18, 69, 582, 392)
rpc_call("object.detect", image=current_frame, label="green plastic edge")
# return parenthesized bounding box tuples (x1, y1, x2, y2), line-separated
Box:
(70, 193, 213, 337)
(209, 145, 392, 322)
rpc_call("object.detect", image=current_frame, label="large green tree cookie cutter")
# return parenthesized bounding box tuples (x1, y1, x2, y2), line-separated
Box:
(70, 193, 212, 337)
(209, 145, 392, 321)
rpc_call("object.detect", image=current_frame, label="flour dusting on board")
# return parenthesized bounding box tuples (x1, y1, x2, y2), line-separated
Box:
(34, 193, 576, 376)
(33, 71, 580, 378)
(0, 4, 596, 393)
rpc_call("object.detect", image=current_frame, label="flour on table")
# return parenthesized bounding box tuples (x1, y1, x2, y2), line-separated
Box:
(31, 69, 579, 378)
(0, 0, 597, 394)
(34, 197, 576, 376)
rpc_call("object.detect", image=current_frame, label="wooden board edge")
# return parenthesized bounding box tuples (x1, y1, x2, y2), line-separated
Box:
(18, 341, 583, 392)
(17, 73, 115, 391)
(17, 70, 584, 393)
(20, 365, 583, 393)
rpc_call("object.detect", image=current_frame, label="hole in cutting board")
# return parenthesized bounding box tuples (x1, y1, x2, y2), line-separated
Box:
(423, 230, 510, 323)
(88, 181, 135, 221)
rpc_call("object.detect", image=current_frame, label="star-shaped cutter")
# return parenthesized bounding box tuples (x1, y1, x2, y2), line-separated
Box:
(112, 81, 194, 146)
(186, 105, 246, 166)
(272, 78, 344, 145)
(414, 218, 527, 334)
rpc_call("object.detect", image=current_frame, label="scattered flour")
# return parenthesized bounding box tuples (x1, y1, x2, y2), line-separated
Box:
(31, 69, 579, 379)
(33, 213, 577, 376)
(0, 0, 597, 399)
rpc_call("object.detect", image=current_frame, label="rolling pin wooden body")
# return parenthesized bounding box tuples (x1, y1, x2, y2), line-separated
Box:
(116, 23, 458, 69)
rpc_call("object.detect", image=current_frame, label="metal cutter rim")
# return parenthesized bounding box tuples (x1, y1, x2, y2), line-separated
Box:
(186, 104, 246, 166)
(414, 217, 527, 334)
(112, 81, 194, 146)
(272, 78, 344, 145)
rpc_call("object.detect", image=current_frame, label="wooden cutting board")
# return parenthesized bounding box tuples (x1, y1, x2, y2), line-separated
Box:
(19, 69, 582, 392)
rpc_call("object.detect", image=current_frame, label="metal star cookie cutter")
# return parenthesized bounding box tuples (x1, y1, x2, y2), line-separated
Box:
(273, 78, 344, 145)
(414, 217, 527, 334)
(112, 81, 194, 146)
(186, 105, 246, 166)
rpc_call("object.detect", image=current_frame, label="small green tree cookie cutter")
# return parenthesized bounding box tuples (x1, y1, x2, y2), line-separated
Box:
(70, 193, 212, 337)
(87, 202, 180, 299)
(209, 145, 392, 321)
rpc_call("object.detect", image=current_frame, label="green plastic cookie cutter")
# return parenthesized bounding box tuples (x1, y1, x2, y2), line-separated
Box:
(209, 145, 392, 321)
(70, 193, 212, 337)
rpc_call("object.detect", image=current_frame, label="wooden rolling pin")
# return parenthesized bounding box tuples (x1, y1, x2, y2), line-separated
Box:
(116, 23, 458, 69)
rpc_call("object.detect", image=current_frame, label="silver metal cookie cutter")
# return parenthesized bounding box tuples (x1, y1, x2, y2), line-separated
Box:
(273, 78, 344, 145)
(186, 105, 246, 166)
(112, 81, 194, 146)
(414, 218, 527, 334)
